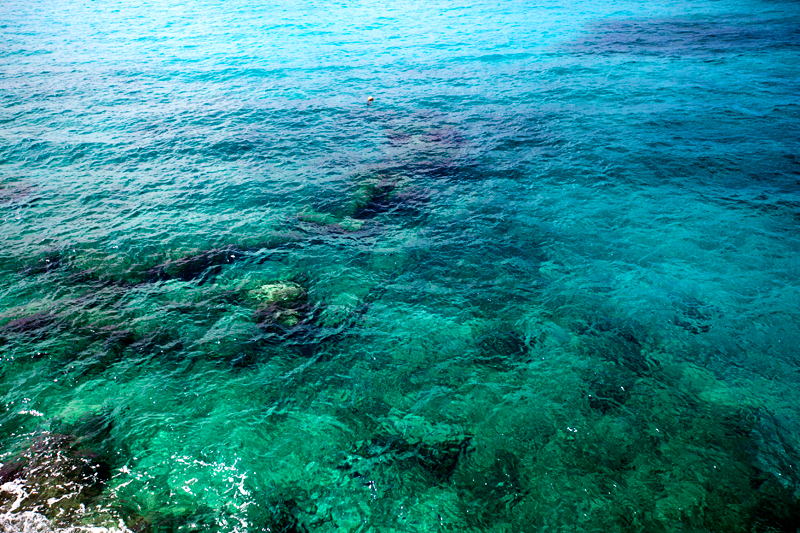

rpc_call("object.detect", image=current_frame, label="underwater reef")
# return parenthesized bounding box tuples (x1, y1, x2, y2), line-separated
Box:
(3, 155, 800, 532)
(3, 0, 800, 529)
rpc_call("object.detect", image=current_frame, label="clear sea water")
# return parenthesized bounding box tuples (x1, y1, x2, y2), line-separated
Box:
(1, 0, 800, 531)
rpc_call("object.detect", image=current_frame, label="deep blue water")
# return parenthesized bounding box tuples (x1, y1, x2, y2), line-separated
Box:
(1, 0, 800, 531)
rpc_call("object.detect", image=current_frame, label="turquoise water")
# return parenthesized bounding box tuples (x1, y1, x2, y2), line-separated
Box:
(2, 0, 800, 530)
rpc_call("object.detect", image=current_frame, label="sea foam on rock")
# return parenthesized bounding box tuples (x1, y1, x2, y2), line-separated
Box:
(0, 511, 131, 533)
(0, 430, 113, 530)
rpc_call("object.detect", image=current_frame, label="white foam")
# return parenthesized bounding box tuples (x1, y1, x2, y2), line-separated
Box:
(0, 512, 132, 533)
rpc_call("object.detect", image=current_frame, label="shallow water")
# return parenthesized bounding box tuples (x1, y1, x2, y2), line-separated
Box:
(2, 0, 800, 531)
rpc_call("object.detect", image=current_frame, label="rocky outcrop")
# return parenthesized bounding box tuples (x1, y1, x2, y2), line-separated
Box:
(0, 432, 111, 527)
(0, 511, 131, 533)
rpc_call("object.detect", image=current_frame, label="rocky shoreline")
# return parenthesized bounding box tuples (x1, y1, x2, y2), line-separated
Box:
(0, 511, 131, 533)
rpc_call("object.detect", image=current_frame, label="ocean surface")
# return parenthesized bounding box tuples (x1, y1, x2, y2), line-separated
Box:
(1, 0, 800, 531)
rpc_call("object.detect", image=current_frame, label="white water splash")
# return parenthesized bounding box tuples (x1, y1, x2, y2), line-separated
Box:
(0, 511, 131, 533)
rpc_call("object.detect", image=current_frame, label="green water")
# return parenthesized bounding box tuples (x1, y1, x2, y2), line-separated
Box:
(2, 0, 800, 531)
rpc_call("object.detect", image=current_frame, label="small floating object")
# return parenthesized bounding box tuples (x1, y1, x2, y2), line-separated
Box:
(367, 96, 374, 102)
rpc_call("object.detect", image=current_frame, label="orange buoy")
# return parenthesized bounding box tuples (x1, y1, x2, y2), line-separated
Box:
(367, 96, 374, 102)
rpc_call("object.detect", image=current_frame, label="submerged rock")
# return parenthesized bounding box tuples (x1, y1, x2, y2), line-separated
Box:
(454, 448, 529, 525)
(349, 178, 399, 219)
(20, 249, 70, 277)
(347, 176, 429, 221)
(672, 297, 717, 335)
(145, 246, 242, 283)
(249, 281, 313, 330)
(293, 171, 429, 236)
(0, 184, 40, 206)
(249, 282, 307, 306)
(475, 330, 531, 369)
(296, 209, 366, 234)
(91, 325, 137, 353)
(348, 432, 472, 484)
(254, 301, 313, 331)
(258, 498, 310, 533)
(0, 313, 58, 337)
(130, 506, 217, 533)
(586, 367, 634, 414)
(0, 313, 62, 347)
(577, 316, 660, 377)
